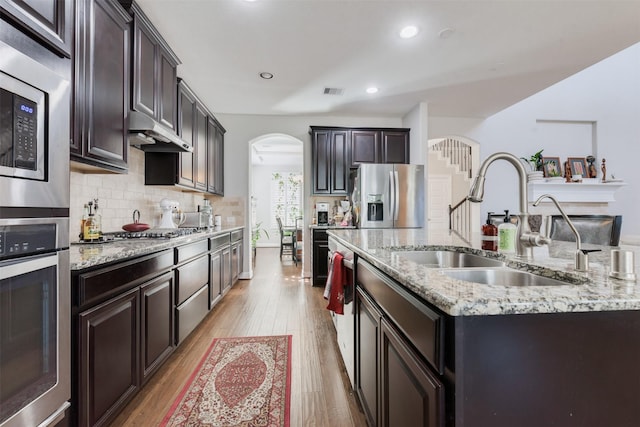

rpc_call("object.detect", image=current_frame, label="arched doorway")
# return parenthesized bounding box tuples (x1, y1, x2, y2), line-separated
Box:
(247, 133, 303, 274)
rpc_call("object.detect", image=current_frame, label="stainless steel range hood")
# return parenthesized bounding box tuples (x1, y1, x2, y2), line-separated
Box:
(128, 110, 193, 153)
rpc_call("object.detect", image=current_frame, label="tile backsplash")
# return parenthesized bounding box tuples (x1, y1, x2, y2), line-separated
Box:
(70, 149, 244, 241)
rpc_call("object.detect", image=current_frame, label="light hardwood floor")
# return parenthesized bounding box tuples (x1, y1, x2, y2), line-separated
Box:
(111, 247, 368, 426)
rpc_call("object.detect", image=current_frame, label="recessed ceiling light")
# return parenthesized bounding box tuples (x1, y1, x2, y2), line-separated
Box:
(366, 87, 379, 94)
(259, 72, 274, 79)
(399, 25, 419, 39)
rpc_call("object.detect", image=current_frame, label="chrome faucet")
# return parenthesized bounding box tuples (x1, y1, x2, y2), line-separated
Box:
(533, 193, 598, 271)
(468, 152, 549, 259)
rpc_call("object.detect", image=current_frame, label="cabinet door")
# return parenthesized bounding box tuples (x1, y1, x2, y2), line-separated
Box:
(221, 247, 232, 294)
(355, 288, 380, 427)
(231, 241, 242, 285)
(195, 104, 208, 191)
(0, 0, 72, 57)
(140, 272, 174, 384)
(78, 287, 139, 427)
(331, 130, 350, 194)
(312, 232, 329, 286)
(177, 82, 195, 187)
(207, 119, 225, 195)
(132, 15, 156, 119)
(73, 0, 130, 172)
(351, 129, 380, 165)
(214, 128, 224, 195)
(158, 48, 177, 129)
(381, 131, 410, 164)
(210, 249, 222, 307)
(312, 129, 331, 194)
(380, 318, 444, 427)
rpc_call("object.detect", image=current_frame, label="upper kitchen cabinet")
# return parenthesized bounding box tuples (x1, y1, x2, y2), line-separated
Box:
(207, 116, 225, 196)
(311, 127, 350, 195)
(145, 79, 224, 195)
(0, 0, 72, 57)
(351, 128, 410, 166)
(71, 0, 131, 173)
(121, 1, 179, 130)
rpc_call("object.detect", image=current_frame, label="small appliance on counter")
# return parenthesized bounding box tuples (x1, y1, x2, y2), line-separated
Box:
(316, 202, 329, 225)
(180, 212, 209, 229)
(198, 199, 213, 228)
(158, 198, 184, 229)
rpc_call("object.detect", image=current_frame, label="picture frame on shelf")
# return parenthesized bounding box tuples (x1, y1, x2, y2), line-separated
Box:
(567, 157, 588, 178)
(542, 157, 562, 178)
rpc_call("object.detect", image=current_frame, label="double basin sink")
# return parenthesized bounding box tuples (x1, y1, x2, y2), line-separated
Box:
(393, 250, 570, 286)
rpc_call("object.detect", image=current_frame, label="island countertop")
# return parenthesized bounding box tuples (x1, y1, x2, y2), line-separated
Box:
(327, 228, 640, 316)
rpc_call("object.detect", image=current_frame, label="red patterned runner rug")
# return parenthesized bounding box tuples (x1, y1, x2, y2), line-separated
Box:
(161, 335, 292, 427)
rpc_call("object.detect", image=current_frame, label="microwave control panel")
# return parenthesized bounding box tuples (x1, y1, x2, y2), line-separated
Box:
(0, 224, 56, 259)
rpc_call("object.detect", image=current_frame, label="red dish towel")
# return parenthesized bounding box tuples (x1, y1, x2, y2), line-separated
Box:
(325, 252, 353, 315)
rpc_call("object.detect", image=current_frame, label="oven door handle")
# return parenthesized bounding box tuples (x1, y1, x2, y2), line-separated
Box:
(1, 253, 58, 280)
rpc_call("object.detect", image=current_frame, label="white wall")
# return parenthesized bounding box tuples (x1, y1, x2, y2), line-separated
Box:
(429, 42, 640, 241)
(217, 113, 403, 277)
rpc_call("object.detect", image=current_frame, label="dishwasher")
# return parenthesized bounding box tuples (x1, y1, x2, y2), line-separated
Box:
(328, 236, 356, 389)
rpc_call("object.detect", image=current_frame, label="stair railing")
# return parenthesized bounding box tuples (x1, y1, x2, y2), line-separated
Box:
(431, 138, 473, 179)
(449, 196, 472, 244)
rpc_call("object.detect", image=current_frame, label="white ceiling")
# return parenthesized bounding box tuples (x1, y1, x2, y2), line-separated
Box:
(136, 0, 640, 120)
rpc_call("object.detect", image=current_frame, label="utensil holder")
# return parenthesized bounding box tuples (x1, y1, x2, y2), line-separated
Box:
(610, 249, 637, 281)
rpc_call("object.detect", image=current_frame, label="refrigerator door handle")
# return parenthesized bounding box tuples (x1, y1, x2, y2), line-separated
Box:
(394, 170, 400, 221)
(388, 170, 395, 221)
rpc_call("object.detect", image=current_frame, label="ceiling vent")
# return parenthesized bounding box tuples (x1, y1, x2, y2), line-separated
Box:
(323, 87, 344, 96)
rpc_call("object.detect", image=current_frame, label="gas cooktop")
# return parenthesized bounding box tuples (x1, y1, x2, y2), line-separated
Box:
(76, 228, 202, 243)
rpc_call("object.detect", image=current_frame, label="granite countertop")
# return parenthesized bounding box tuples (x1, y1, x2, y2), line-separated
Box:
(309, 224, 356, 229)
(70, 226, 244, 270)
(327, 228, 640, 316)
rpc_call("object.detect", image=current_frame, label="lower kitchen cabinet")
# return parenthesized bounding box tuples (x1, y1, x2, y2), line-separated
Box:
(209, 233, 230, 307)
(78, 288, 139, 427)
(380, 318, 444, 427)
(312, 228, 329, 286)
(355, 288, 380, 427)
(355, 258, 445, 427)
(140, 271, 174, 384)
(231, 229, 243, 285)
(174, 240, 210, 344)
(222, 246, 232, 294)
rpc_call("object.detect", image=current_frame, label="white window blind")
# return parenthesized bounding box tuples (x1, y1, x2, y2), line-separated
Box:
(271, 172, 302, 228)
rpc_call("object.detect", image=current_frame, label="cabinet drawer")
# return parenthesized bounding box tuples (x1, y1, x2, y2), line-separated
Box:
(357, 259, 444, 374)
(175, 239, 208, 264)
(210, 233, 230, 251)
(75, 250, 173, 309)
(231, 229, 243, 242)
(175, 254, 209, 305)
(175, 284, 209, 344)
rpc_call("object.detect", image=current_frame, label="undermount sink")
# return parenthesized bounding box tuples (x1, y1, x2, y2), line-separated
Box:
(441, 268, 570, 286)
(393, 250, 505, 268)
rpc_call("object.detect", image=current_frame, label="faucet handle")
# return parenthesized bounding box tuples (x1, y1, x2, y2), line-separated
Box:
(521, 232, 551, 247)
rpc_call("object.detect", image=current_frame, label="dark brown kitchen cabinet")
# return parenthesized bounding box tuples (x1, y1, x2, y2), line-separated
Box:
(231, 229, 243, 285)
(356, 258, 445, 427)
(209, 233, 230, 307)
(140, 271, 174, 384)
(222, 246, 232, 294)
(174, 239, 210, 344)
(127, 1, 179, 130)
(312, 228, 330, 286)
(355, 288, 380, 427)
(195, 104, 208, 191)
(0, 0, 72, 57)
(78, 287, 139, 427)
(71, 0, 131, 173)
(207, 116, 225, 196)
(311, 127, 350, 195)
(380, 318, 444, 427)
(351, 129, 410, 166)
(177, 79, 196, 187)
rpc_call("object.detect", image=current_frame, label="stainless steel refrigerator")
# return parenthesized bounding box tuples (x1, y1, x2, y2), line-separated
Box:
(352, 164, 424, 228)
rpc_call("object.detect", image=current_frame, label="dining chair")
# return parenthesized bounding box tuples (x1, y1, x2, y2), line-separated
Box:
(276, 216, 296, 264)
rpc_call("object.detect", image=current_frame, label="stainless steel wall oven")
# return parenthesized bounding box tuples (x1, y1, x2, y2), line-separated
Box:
(0, 38, 71, 427)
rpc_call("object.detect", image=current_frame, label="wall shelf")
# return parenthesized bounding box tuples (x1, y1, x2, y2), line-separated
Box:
(528, 181, 627, 203)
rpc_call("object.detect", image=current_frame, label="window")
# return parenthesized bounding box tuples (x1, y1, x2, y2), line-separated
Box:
(271, 172, 302, 228)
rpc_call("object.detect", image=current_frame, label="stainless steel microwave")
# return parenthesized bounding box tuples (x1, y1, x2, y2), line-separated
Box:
(0, 40, 70, 210)
(0, 71, 45, 180)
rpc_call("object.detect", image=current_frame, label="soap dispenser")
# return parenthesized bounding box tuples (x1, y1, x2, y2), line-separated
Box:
(498, 210, 517, 254)
(481, 212, 498, 251)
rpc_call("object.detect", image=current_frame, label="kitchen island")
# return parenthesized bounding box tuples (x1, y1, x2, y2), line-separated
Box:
(327, 228, 640, 427)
